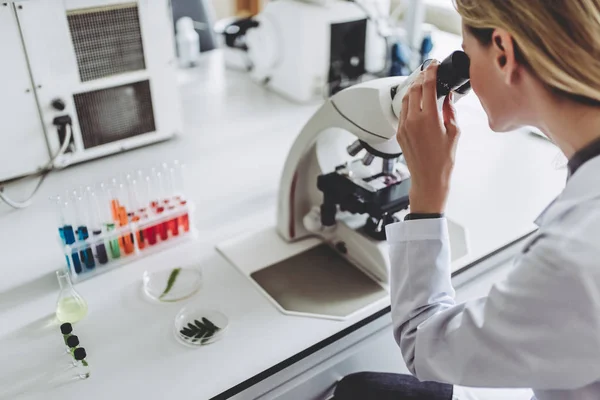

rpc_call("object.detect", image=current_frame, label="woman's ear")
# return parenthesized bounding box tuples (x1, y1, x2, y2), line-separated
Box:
(491, 28, 520, 85)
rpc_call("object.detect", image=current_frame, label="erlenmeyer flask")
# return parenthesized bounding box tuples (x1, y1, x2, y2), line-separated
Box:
(55, 270, 88, 323)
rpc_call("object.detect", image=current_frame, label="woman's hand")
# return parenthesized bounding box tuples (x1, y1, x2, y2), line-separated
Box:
(396, 61, 461, 214)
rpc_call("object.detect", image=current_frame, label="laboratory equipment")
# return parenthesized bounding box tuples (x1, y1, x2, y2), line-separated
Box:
(74, 194, 96, 270)
(174, 306, 229, 347)
(0, 0, 182, 183)
(55, 270, 88, 323)
(171, 0, 218, 53)
(87, 189, 110, 265)
(176, 17, 201, 67)
(221, 0, 433, 102)
(217, 51, 471, 320)
(244, 0, 373, 102)
(143, 265, 203, 303)
(54, 162, 197, 283)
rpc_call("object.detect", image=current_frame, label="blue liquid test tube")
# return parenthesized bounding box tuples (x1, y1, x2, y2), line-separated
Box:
(73, 193, 95, 270)
(61, 200, 83, 274)
(87, 188, 109, 265)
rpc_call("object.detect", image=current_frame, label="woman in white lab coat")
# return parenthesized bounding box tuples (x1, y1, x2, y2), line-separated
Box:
(334, 1, 600, 400)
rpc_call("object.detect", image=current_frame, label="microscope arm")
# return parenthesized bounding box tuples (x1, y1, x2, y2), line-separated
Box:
(277, 100, 355, 241)
(277, 77, 408, 242)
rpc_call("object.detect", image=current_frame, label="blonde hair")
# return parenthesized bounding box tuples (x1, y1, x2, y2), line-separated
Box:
(453, 0, 600, 104)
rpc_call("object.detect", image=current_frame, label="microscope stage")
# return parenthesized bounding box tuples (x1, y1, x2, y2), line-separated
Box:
(317, 163, 412, 218)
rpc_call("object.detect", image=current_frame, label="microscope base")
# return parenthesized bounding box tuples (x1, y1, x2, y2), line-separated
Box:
(216, 227, 388, 321)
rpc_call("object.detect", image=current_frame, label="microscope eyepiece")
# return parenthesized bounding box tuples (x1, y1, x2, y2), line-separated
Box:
(391, 50, 471, 118)
(436, 50, 470, 97)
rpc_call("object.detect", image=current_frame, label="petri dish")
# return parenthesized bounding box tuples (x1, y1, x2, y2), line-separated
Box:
(143, 266, 202, 302)
(173, 306, 229, 347)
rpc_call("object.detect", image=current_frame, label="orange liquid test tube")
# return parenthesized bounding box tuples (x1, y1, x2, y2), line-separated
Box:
(111, 181, 134, 255)
(119, 205, 134, 254)
(128, 178, 146, 250)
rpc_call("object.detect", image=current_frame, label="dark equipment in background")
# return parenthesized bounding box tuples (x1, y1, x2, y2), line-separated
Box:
(171, 0, 218, 52)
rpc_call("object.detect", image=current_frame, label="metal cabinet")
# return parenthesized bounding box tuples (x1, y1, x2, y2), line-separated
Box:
(0, 4, 50, 181)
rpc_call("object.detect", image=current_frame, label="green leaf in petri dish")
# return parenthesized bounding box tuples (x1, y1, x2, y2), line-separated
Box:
(159, 268, 181, 300)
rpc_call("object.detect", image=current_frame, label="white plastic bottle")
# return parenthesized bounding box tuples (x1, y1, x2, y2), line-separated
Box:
(176, 17, 200, 68)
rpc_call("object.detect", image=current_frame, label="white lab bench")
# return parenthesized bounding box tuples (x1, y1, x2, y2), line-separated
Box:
(0, 31, 566, 400)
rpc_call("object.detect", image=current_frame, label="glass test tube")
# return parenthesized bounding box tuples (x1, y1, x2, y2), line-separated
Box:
(87, 189, 109, 265)
(174, 163, 190, 232)
(166, 168, 180, 237)
(116, 183, 135, 255)
(98, 182, 121, 259)
(154, 171, 169, 241)
(128, 179, 146, 250)
(143, 176, 158, 246)
(52, 196, 72, 269)
(161, 162, 173, 206)
(109, 178, 121, 223)
(179, 200, 190, 232)
(108, 180, 128, 255)
(73, 193, 95, 270)
(149, 167, 160, 209)
(136, 169, 149, 213)
(61, 200, 83, 274)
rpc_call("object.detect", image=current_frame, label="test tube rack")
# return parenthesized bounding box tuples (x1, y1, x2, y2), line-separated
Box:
(61, 202, 196, 283)
(54, 161, 196, 283)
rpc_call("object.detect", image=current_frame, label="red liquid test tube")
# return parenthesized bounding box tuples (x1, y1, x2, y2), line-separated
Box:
(156, 206, 169, 241)
(179, 200, 190, 232)
(167, 205, 179, 236)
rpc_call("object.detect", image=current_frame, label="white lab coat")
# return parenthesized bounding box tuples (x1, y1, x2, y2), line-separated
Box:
(386, 156, 600, 400)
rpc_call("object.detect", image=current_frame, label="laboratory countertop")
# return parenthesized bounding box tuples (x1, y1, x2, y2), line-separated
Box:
(0, 32, 566, 400)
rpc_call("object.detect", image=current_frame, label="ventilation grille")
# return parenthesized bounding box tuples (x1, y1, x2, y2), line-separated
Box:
(74, 80, 156, 149)
(67, 3, 146, 82)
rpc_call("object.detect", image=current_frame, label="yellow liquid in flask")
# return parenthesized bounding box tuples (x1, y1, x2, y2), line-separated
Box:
(56, 296, 88, 323)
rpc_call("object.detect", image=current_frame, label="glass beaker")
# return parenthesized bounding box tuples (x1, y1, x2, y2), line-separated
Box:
(55, 270, 88, 323)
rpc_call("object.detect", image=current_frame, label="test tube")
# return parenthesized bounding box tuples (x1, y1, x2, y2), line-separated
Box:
(143, 176, 158, 246)
(149, 168, 160, 209)
(128, 179, 146, 250)
(166, 167, 181, 237)
(53, 196, 73, 270)
(172, 161, 187, 201)
(161, 162, 173, 205)
(179, 200, 190, 232)
(87, 189, 109, 265)
(136, 169, 149, 213)
(154, 171, 169, 241)
(61, 200, 83, 274)
(74, 193, 95, 270)
(167, 204, 180, 237)
(109, 178, 121, 224)
(172, 162, 190, 233)
(116, 183, 135, 255)
(98, 182, 121, 259)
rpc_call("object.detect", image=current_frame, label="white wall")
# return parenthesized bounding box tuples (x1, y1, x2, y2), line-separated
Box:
(208, 0, 461, 33)
(391, 0, 461, 34)
(211, 0, 235, 18)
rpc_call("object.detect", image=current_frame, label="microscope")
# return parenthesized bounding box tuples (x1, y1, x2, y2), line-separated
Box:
(218, 51, 471, 319)
(277, 51, 471, 282)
